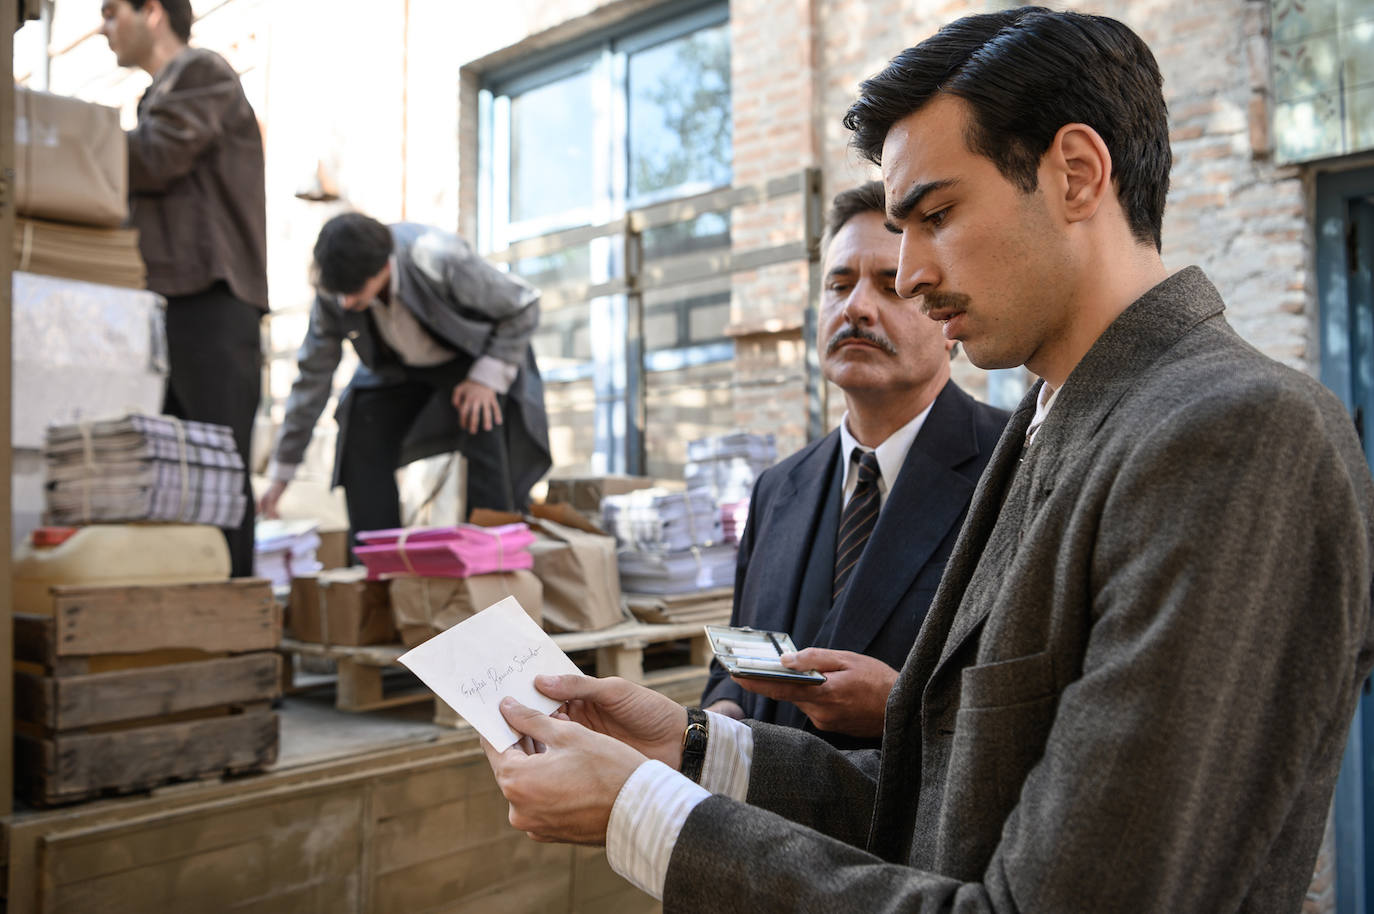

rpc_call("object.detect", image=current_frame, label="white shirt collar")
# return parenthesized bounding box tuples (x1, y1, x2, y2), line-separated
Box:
(1025, 381, 1059, 447)
(838, 397, 936, 502)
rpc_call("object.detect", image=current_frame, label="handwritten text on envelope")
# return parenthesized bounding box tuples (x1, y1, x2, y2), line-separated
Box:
(397, 596, 584, 749)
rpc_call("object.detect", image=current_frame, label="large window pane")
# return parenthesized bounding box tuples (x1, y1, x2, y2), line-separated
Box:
(510, 70, 596, 223)
(628, 23, 731, 200)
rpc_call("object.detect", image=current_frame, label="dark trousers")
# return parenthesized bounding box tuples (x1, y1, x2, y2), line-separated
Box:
(339, 355, 516, 550)
(162, 282, 263, 578)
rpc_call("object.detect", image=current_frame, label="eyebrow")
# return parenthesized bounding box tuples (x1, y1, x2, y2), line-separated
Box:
(886, 178, 960, 229)
(824, 265, 898, 282)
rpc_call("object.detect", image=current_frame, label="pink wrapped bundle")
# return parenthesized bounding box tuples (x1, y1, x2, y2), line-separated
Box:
(353, 523, 535, 580)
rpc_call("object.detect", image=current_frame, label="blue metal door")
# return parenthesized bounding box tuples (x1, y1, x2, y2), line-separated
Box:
(1317, 167, 1374, 914)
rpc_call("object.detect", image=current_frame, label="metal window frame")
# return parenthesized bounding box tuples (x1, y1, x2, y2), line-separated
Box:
(478, 2, 733, 474)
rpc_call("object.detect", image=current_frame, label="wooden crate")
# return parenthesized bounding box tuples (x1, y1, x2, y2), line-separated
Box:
(12, 580, 283, 805)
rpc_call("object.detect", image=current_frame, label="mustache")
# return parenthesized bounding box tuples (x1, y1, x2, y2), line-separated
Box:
(826, 325, 897, 356)
(920, 290, 972, 318)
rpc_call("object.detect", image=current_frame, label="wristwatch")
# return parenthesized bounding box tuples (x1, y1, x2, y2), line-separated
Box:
(681, 707, 709, 783)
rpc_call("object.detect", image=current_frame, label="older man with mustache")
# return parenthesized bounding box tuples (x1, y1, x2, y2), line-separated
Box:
(698, 181, 1008, 748)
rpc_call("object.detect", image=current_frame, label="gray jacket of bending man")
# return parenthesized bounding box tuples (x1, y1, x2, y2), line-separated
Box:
(664, 267, 1374, 913)
(271, 222, 551, 501)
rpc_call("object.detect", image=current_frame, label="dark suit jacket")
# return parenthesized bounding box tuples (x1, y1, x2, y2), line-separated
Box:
(274, 223, 552, 502)
(667, 267, 1374, 912)
(701, 381, 1008, 747)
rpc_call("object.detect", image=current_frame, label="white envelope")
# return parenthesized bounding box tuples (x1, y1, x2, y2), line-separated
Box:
(398, 595, 584, 749)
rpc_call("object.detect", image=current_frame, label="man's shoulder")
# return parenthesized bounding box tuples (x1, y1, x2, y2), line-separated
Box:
(394, 223, 475, 274)
(758, 430, 839, 491)
(1123, 319, 1353, 450)
(166, 46, 241, 87)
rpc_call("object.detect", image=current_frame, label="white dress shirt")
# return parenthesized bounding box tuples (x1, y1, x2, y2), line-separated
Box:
(837, 399, 935, 509)
(1025, 381, 1059, 448)
(607, 712, 755, 898)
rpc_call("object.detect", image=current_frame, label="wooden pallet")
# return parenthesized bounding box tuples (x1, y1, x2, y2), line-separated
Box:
(13, 579, 283, 806)
(281, 617, 720, 716)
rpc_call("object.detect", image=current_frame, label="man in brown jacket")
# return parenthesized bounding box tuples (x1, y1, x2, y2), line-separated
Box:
(101, 0, 268, 577)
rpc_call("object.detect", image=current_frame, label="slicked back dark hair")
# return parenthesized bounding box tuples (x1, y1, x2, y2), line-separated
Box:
(843, 6, 1171, 251)
(821, 180, 886, 253)
(313, 213, 394, 295)
(128, 0, 193, 44)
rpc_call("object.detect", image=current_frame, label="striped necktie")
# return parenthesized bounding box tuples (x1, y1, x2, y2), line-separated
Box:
(833, 448, 882, 602)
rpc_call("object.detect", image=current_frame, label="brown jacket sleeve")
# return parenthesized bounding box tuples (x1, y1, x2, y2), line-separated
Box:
(128, 52, 244, 194)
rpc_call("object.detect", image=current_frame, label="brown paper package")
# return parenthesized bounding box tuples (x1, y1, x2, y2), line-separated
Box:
(287, 567, 396, 646)
(469, 505, 628, 632)
(15, 87, 128, 228)
(392, 571, 543, 648)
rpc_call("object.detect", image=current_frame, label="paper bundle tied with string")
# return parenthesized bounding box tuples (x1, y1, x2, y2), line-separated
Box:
(352, 523, 535, 580)
(42, 413, 246, 528)
(471, 505, 627, 632)
(391, 571, 543, 648)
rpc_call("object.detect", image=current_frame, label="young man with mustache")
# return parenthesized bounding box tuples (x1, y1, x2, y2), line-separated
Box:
(480, 8, 1374, 911)
(700, 182, 1007, 748)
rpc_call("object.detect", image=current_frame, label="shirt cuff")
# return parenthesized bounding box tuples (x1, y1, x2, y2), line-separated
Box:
(606, 759, 710, 900)
(466, 354, 519, 395)
(267, 460, 298, 483)
(701, 711, 753, 801)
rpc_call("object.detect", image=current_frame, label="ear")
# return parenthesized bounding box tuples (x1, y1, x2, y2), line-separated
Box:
(143, 0, 166, 29)
(1042, 123, 1113, 226)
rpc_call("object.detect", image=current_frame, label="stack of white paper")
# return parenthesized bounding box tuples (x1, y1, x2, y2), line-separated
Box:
(600, 487, 722, 553)
(684, 432, 777, 503)
(254, 518, 323, 591)
(617, 543, 737, 594)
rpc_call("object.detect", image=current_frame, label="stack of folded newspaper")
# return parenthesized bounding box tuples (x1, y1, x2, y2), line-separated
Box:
(600, 487, 722, 553)
(254, 518, 324, 592)
(43, 413, 246, 527)
(720, 497, 751, 545)
(603, 488, 734, 594)
(684, 432, 777, 503)
(616, 544, 737, 594)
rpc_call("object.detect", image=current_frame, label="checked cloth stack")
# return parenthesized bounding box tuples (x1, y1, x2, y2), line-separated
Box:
(44, 413, 247, 528)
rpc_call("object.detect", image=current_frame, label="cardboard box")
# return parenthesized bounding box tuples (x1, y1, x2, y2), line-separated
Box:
(316, 529, 350, 570)
(15, 87, 127, 228)
(392, 570, 543, 648)
(288, 567, 395, 646)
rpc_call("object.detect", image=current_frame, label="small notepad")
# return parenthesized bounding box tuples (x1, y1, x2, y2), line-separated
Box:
(398, 596, 583, 749)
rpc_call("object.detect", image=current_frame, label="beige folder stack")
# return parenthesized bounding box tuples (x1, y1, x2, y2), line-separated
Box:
(624, 586, 734, 624)
(13, 87, 145, 290)
(14, 218, 145, 289)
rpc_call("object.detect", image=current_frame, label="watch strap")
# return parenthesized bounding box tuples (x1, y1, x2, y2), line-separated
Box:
(680, 707, 709, 783)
